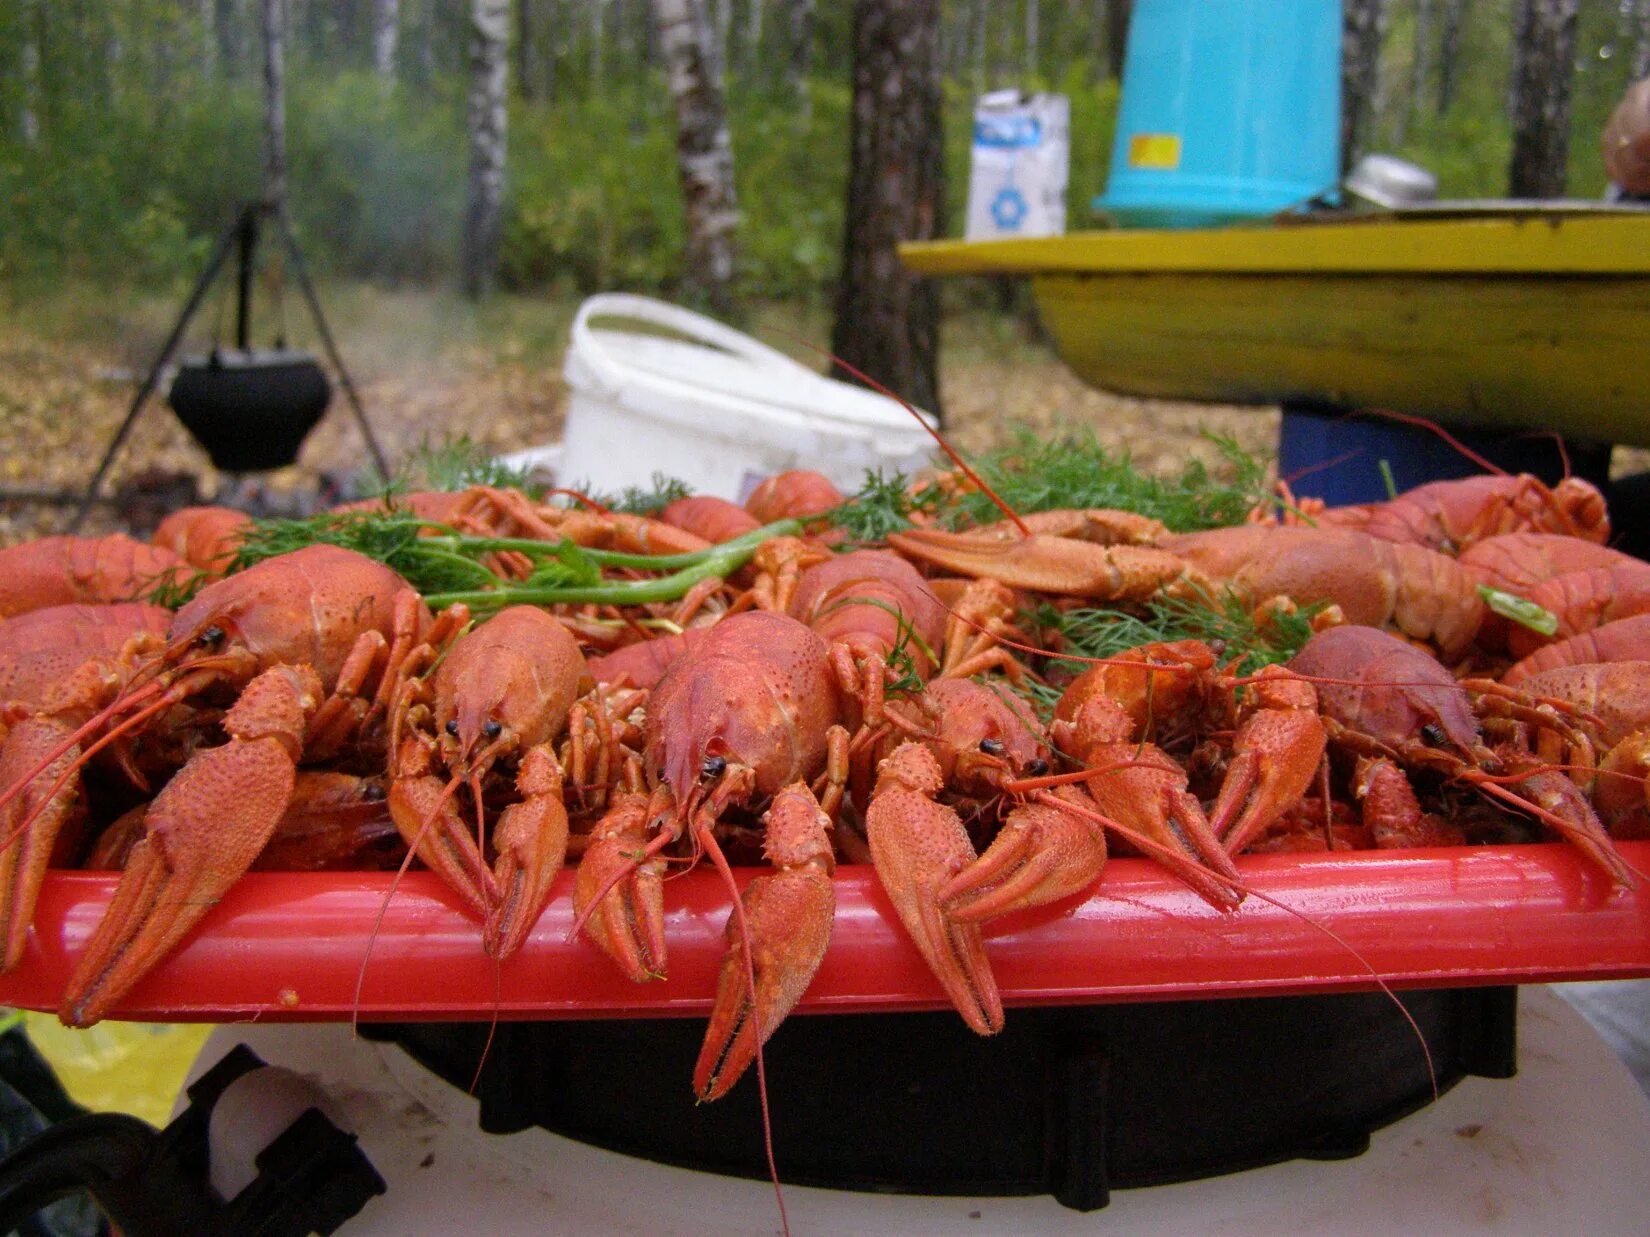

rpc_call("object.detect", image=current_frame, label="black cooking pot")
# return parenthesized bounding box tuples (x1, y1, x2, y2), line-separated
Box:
(167, 348, 331, 472)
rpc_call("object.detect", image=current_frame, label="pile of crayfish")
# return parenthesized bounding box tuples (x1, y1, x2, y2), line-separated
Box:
(0, 459, 1647, 1107)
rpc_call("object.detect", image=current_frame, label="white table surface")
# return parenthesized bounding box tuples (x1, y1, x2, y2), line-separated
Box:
(185, 985, 1650, 1235)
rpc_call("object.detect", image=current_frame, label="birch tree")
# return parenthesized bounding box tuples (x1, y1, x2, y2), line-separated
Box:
(262, 0, 287, 209)
(200, 0, 218, 76)
(653, 0, 739, 312)
(1341, 0, 1387, 175)
(462, 0, 509, 298)
(19, 1, 40, 148)
(374, 0, 400, 85)
(1395, 0, 1433, 145)
(1507, 0, 1578, 198)
(831, 0, 943, 419)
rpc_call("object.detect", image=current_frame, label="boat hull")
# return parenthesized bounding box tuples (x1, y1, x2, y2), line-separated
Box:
(901, 213, 1650, 445)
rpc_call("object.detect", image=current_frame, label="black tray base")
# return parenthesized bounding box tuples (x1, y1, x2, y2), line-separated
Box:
(366, 986, 1517, 1212)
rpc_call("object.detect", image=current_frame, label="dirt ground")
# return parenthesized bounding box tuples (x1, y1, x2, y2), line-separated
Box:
(0, 287, 1281, 546)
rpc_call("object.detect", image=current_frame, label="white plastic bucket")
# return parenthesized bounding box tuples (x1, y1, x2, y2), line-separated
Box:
(556, 294, 938, 500)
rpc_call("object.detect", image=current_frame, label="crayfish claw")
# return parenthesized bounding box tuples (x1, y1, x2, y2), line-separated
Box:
(941, 788, 1107, 924)
(694, 783, 835, 1101)
(388, 772, 500, 920)
(483, 747, 570, 960)
(0, 718, 84, 971)
(573, 792, 667, 981)
(866, 743, 1004, 1036)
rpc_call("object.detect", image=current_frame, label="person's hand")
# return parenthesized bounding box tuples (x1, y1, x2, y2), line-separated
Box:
(1602, 78, 1650, 197)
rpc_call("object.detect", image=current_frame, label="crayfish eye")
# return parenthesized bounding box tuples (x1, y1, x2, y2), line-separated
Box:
(1025, 758, 1049, 776)
(1421, 723, 1446, 747)
(196, 625, 225, 649)
(979, 738, 1006, 757)
(701, 754, 728, 779)
(482, 720, 503, 740)
(445, 719, 460, 737)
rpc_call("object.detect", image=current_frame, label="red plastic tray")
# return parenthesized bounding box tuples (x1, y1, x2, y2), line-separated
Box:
(3, 843, 1649, 1023)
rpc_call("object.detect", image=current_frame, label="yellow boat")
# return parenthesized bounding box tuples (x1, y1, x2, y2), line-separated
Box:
(900, 209, 1650, 447)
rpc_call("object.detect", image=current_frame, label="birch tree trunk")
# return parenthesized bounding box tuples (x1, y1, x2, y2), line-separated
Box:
(652, 0, 739, 312)
(831, 0, 943, 420)
(462, 0, 509, 298)
(374, 0, 400, 85)
(1340, 0, 1387, 175)
(590, 0, 605, 96)
(200, 0, 219, 76)
(262, 0, 287, 209)
(1507, 0, 1578, 198)
(1394, 0, 1433, 145)
(19, 0, 40, 148)
(1436, 0, 1467, 114)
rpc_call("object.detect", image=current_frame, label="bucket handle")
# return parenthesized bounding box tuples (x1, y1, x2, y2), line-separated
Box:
(570, 293, 817, 393)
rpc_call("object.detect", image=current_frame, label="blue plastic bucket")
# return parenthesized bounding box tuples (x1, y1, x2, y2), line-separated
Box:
(1095, 0, 1341, 228)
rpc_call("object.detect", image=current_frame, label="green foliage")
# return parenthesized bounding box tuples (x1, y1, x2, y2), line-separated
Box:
(398, 434, 543, 495)
(948, 428, 1268, 533)
(501, 84, 683, 294)
(2, 3, 1640, 292)
(1027, 591, 1321, 716)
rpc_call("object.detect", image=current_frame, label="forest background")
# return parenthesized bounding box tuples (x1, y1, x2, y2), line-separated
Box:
(2, 0, 1644, 294)
(0, 0, 1646, 531)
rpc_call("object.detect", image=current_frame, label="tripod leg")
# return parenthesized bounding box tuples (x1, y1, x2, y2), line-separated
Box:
(275, 209, 391, 483)
(71, 208, 249, 532)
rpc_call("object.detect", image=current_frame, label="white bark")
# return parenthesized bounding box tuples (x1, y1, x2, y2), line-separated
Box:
(590, 0, 605, 95)
(20, 0, 39, 148)
(1341, 0, 1387, 174)
(375, 0, 400, 84)
(1395, 0, 1434, 145)
(653, 0, 739, 310)
(262, 0, 287, 209)
(463, 0, 510, 297)
(1508, 0, 1578, 198)
(200, 0, 219, 75)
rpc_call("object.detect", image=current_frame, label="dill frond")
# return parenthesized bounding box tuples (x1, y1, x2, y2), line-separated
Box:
(946, 428, 1268, 533)
(401, 434, 544, 496)
(1026, 588, 1321, 714)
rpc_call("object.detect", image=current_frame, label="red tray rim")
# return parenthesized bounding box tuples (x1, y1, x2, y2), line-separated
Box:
(3, 842, 1648, 1023)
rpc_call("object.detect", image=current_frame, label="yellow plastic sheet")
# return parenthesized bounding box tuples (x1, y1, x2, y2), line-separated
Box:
(17, 1013, 214, 1128)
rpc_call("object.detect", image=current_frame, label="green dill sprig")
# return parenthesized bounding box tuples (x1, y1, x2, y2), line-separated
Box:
(1024, 587, 1321, 715)
(229, 510, 801, 614)
(826, 468, 947, 542)
(944, 428, 1269, 533)
(577, 473, 694, 516)
(401, 434, 545, 496)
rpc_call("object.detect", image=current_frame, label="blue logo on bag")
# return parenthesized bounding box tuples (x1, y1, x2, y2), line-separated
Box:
(974, 115, 1042, 149)
(990, 188, 1028, 230)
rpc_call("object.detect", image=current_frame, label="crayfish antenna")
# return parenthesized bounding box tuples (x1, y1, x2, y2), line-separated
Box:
(691, 811, 791, 1236)
(766, 330, 1031, 538)
(1037, 790, 1439, 1100)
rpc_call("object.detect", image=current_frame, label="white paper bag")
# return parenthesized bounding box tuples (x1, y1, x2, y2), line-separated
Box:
(965, 91, 1070, 241)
